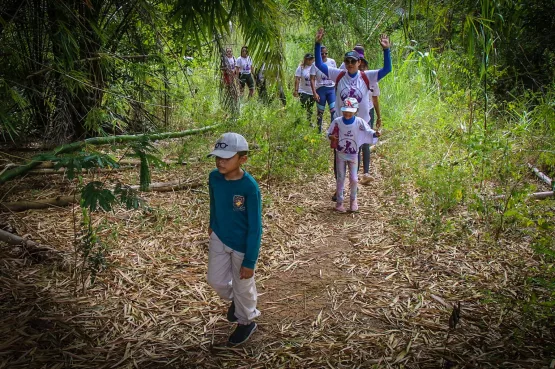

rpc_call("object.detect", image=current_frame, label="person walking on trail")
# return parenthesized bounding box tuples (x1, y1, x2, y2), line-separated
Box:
(310, 45, 337, 133)
(225, 47, 236, 74)
(314, 28, 391, 200)
(328, 98, 376, 213)
(340, 45, 383, 185)
(294, 53, 316, 124)
(235, 46, 255, 98)
(207, 133, 262, 345)
(221, 48, 238, 98)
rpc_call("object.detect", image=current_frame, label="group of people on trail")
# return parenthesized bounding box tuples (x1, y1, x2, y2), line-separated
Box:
(222, 46, 256, 98)
(222, 46, 282, 104)
(206, 28, 393, 347)
(312, 28, 391, 210)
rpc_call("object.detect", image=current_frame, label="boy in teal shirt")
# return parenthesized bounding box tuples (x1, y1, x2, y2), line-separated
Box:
(207, 132, 262, 345)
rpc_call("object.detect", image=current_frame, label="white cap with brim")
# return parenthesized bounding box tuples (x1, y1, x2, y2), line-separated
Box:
(341, 97, 359, 113)
(207, 132, 249, 158)
(341, 106, 358, 112)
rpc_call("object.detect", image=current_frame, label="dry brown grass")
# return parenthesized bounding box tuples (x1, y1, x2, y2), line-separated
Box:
(0, 151, 553, 368)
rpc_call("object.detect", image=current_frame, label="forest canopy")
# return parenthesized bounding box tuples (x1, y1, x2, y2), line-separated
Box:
(0, 0, 553, 142)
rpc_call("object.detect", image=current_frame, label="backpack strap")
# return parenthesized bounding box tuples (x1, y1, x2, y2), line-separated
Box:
(360, 72, 370, 90)
(335, 71, 346, 85)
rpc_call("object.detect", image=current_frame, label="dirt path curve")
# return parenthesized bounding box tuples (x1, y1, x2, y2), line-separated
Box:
(206, 158, 550, 368)
(248, 168, 399, 367)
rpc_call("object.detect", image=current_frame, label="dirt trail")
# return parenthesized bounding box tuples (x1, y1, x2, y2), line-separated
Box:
(206, 159, 552, 368)
(1, 157, 552, 368)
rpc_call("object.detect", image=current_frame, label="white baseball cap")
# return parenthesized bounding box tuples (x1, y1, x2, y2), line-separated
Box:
(207, 132, 249, 159)
(341, 97, 359, 112)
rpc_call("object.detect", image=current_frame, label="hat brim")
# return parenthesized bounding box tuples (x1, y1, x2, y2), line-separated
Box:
(341, 107, 357, 112)
(207, 150, 237, 159)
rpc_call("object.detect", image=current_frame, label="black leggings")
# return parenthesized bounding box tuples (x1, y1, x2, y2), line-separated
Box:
(357, 108, 375, 174)
(299, 92, 314, 122)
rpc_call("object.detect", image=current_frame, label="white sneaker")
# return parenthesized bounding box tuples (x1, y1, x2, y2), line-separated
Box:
(359, 174, 372, 186)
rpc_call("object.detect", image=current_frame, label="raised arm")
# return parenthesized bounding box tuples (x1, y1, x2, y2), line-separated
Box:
(314, 28, 329, 77)
(377, 34, 392, 81)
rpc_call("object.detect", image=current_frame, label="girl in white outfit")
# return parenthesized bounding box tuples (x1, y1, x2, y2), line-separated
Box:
(327, 97, 376, 212)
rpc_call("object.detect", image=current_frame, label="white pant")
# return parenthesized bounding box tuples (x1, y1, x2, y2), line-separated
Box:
(336, 153, 358, 203)
(207, 232, 260, 324)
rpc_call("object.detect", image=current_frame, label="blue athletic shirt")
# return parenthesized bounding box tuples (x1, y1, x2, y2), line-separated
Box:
(209, 169, 262, 269)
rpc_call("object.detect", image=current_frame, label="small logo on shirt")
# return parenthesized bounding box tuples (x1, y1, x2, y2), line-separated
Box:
(233, 195, 245, 211)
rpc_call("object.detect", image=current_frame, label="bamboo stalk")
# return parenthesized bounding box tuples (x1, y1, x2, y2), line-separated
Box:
(26, 166, 134, 175)
(492, 191, 554, 200)
(528, 163, 552, 187)
(0, 124, 220, 185)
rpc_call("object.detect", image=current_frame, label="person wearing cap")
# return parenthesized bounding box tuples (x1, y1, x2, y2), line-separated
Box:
(327, 97, 376, 212)
(314, 28, 390, 128)
(294, 53, 316, 124)
(206, 132, 262, 345)
(338, 44, 365, 70)
(340, 46, 382, 185)
(235, 46, 255, 98)
(310, 45, 337, 133)
(314, 28, 391, 199)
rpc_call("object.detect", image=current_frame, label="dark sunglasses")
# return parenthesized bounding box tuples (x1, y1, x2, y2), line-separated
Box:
(321, 52, 328, 55)
(344, 58, 358, 65)
(214, 142, 228, 149)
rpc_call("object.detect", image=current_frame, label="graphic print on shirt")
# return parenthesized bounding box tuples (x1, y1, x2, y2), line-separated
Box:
(339, 76, 364, 103)
(296, 66, 313, 94)
(336, 129, 358, 154)
(237, 57, 252, 74)
(233, 195, 246, 211)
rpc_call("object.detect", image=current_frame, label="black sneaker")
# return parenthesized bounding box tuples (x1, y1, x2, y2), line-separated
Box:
(227, 301, 238, 322)
(331, 192, 337, 202)
(228, 322, 257, 345)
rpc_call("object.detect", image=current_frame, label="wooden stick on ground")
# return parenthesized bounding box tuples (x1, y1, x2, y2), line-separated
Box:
(528, 163, 552, 187)
(26, 166, 134, 175)
(0, 180, 205, 212)
(492, 191, 554, 200)
(0, 228, 62, 258)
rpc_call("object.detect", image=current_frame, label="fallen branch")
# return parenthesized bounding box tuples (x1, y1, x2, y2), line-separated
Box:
(1, 196, 78, 212)
(27, 166, 134, 175)
(0, 180, 204, 212)
(0, 124, 221, 185)
(528, 163, 552, 187)
(0, 228, 62, 259)
(1, 159, 186, 171)
(128, 180, 203, 192)
(491, 191, 554, 201)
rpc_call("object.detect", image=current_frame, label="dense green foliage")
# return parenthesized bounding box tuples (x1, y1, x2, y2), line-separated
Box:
(0, 0, 286, 141)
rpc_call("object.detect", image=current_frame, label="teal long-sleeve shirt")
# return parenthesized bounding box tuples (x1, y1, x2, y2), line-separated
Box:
(209, 169, 262, 269)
